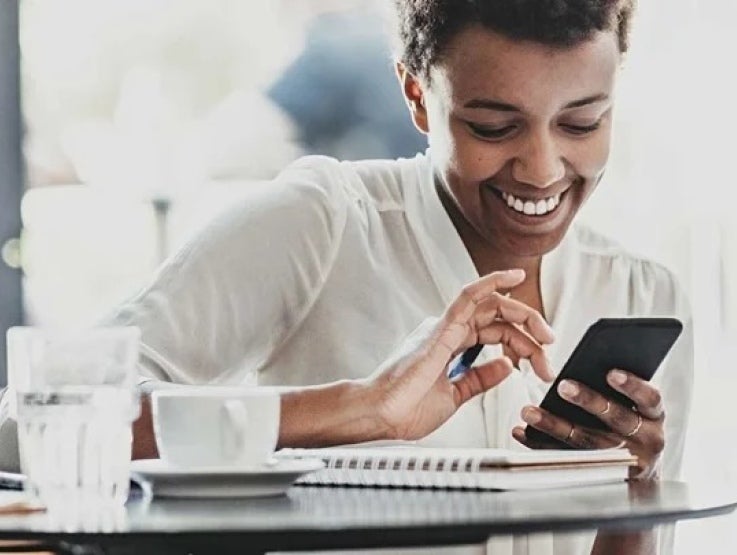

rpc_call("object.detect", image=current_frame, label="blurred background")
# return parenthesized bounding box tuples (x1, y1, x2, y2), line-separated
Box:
(0, 0, 735, 550)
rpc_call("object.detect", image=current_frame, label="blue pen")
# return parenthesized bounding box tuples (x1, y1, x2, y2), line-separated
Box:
(447, 343, 484, 380)
(448, 293, 513, 380)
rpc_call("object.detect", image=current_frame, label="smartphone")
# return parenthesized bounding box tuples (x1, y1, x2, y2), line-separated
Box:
(525, 317, 683, 449)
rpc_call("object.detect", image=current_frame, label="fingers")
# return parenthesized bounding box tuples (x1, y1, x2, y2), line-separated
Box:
(511, 426, 564, 450)
(434, 270, 554, 380)
(443, 269, 527, 325)
(607, 370, 665, 421)
(442, 270, 554, 348)
(474, 293, 555, 345)
(557, 380, 639, 435)
(461, 269, 528, 305)
(512, 426, 529, 446)
(426, 320, 473, 363)
(452, 357, 514, 406)
(556, 379, 665, 452)
(520, 406, 621, 449)
(476, 323, 554, 381)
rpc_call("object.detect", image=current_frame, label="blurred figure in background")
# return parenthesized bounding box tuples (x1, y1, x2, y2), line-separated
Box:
(19, 1, 424, 330)
(268, 1, 427, 160)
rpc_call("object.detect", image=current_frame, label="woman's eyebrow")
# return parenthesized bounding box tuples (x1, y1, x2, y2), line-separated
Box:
(463, 93, 609, 113)
(463, 98, 520, 112)
(562, 93, 609, 109)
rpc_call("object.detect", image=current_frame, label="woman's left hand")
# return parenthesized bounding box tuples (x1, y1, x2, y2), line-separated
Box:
(512, 369, 665, 480)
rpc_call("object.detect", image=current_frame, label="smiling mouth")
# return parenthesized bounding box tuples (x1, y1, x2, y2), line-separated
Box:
(490, 188, 566, 217)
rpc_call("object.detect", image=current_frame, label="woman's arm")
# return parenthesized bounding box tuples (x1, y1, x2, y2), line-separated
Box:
(132, 380, 383, 459)
(133, 269, 556, 456)
(278, 380, 387, 448)
(277, 269, 555, 446)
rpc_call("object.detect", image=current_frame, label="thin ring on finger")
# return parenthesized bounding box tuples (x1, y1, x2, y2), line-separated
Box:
(624, 413, 644, 438)
(565, 424, 576, 443)
(597, 399, 611, 416)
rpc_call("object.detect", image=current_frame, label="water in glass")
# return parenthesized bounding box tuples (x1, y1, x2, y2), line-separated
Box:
(17, 385, 136, 509)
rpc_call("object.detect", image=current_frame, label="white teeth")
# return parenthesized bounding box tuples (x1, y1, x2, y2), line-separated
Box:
(500, 191, 562, 216)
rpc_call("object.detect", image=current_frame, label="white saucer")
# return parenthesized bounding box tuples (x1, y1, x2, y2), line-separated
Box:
(130, 458, 324, 498)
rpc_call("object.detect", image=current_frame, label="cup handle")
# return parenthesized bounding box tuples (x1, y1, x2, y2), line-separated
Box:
(221, 400, 248, 462)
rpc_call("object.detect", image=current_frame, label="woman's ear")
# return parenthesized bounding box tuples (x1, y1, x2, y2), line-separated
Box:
(395, 62, 429, 134)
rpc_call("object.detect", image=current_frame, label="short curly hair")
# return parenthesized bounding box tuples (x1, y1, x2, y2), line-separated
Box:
(393, 0, 637, 78)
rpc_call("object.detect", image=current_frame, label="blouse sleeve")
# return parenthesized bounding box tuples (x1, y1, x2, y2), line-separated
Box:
(106, 156, 348, 385)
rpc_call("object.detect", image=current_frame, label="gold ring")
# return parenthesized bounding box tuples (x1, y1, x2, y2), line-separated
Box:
(624, 413, 644, 437)
(565, 425, 576, 442)
(598, 400, 611, 416)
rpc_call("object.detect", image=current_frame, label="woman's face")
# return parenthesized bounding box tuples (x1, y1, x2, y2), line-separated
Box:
(403, 27, 620, 257)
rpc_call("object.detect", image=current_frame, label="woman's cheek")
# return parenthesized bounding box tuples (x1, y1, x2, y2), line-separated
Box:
(452, 136, 509, 183)
(567, 127, 612, 178)
(435, 120, 508, 191)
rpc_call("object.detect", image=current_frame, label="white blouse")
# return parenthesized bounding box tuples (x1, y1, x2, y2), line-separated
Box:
(0, 151, 693, 553)
(108, 151, 693, 553)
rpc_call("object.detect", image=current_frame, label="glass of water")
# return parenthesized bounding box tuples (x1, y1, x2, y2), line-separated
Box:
(7, 327, 140, 510)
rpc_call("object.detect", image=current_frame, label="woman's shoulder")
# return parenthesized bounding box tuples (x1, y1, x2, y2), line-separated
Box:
(281, 153, 428, 210)
(275, 155, 350, 200)
(570, 225, 690, 319)
(249, 155, 357, 226)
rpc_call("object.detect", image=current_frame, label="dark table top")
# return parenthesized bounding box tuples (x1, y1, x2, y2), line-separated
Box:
(0, 481, 735, 554)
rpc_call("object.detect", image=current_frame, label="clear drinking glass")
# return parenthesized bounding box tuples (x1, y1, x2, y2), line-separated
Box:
(7, 326, 140, 510)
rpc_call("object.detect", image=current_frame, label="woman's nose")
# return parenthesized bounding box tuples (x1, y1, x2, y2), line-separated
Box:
(511, 132, 566, 189)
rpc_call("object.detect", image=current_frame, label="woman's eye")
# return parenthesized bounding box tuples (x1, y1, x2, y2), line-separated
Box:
(560, 121, 602, 135)
(467, 122, 517, 140)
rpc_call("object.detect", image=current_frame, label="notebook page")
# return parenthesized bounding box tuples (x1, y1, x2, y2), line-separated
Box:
(276, 446, 635, 490)
(278, 446, 635, 467)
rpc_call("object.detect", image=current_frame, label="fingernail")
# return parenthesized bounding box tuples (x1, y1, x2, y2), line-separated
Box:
(545, 328, 556, 343)
(522, 407, 541, 424)
(544, 356, 555, 380)
(558, 380, 578, 397)
(506, 268, 525, 279)
(609, 369, 627, 385)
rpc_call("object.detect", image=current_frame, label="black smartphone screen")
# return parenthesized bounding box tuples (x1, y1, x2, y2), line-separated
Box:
(525, 317, 683, 449)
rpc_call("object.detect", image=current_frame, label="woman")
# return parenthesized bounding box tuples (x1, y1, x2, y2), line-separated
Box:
(0, 0, 691, 553)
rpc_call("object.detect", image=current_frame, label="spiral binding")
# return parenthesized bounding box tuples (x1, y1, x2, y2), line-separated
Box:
(287, 449, 486, 489)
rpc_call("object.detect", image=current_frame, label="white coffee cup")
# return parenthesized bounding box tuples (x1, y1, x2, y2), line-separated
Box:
(151, 387, 280, 469)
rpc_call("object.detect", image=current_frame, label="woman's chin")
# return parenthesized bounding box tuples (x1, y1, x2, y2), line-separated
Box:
(479, 199, 576, 258)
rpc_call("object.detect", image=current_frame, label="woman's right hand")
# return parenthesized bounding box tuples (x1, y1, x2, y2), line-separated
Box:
(276, 268, 555, 449)
(367, 268, 555, 441)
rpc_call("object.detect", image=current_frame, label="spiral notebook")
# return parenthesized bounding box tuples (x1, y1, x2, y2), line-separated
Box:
(277, 446, 637, 490)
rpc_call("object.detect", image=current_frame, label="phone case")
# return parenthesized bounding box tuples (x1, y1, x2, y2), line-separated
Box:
(525, 317, 683, 449)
